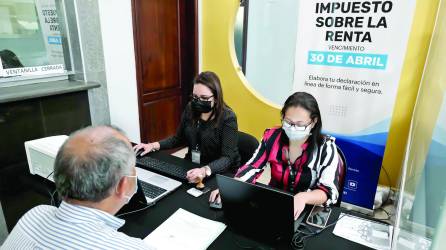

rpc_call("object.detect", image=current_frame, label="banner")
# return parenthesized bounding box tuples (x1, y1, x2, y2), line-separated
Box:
(293, 0, 416, 210)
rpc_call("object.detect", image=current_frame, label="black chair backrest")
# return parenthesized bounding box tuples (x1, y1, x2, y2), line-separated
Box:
(237, 131, 259, 166)
(335, 144, 347, 207)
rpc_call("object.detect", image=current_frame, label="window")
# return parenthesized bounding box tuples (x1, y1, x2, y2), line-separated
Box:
(0, 0, 73, 85)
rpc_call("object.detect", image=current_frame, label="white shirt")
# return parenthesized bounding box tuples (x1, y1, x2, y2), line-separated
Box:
(1, 201, 153, 250)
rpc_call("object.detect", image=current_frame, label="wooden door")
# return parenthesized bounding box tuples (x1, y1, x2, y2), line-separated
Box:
(132, 0, 197, 142)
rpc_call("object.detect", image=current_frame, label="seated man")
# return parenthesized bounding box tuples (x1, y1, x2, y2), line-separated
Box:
(1, 126, 153, 249)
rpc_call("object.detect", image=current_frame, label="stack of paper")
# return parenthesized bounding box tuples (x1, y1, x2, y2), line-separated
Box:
(144, 208, 226, 250)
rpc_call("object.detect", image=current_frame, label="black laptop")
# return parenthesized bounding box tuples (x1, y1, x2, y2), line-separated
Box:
(216, 174, 307, 243)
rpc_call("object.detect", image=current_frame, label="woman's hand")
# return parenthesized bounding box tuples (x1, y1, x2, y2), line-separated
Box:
(293, 192, 307, 220)
(186, 167, 207, 183)
(209, 189, 221, 203)
(133, 142, 160, 156)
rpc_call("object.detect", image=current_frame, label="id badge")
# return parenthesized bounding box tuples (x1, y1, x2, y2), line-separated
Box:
(191, 149, 201, 164)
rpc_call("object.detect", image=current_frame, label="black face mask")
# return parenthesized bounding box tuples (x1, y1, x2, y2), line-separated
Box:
(191, 99, 213, 113)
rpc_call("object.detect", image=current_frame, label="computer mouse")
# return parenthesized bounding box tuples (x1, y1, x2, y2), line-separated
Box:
(135, 148, 145, 158)
(209, 200, 222, 209)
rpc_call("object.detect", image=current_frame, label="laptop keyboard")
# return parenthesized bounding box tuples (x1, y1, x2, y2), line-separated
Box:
(136, 157, 188, 181)
(140, 181, 167, 199)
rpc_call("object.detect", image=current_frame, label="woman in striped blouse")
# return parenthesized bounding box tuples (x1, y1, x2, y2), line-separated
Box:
(209, 92, 342, 219)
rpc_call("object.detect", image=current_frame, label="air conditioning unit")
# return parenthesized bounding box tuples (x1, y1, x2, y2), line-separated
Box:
(24, 135, 68, 182)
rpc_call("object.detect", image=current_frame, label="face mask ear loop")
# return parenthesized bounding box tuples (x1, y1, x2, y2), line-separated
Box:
(117, 175, 137, 203)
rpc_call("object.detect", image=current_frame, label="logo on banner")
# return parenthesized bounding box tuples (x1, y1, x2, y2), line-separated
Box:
(347, 180, 358, 191)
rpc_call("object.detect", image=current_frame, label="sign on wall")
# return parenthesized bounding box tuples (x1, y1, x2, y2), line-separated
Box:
(0, 64, 64, 77)
(35, 0, 65, 65)
(293, 0, 416, 210)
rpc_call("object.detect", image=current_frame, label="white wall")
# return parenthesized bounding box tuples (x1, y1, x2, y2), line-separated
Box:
(97, 0, 141, 142)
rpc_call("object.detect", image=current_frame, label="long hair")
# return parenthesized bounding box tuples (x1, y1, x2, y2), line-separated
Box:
(280, 92, 324, 155)
(190, 71, 227, 125)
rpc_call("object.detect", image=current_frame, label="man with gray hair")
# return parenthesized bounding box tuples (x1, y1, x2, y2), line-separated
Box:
(1, 126, 153, 249)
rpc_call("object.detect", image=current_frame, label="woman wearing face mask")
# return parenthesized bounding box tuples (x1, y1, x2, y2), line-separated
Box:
(134, 71, 240, 183)
(209, 92, 342, 219)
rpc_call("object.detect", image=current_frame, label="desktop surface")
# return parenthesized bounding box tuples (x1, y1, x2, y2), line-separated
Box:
(1, 151, 373, 249)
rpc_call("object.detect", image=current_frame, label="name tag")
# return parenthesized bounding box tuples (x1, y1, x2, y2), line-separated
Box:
(191, 149, 201, 164)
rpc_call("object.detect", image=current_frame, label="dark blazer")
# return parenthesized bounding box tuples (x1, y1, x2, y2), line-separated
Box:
(159, 105, 240, 173)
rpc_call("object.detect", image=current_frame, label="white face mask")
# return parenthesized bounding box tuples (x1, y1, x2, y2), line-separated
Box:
(282, 121, 312, 141)
(122, 175, 138, 204)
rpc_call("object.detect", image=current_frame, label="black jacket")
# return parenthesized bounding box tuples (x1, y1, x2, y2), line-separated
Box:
(159, 105, 241, 173)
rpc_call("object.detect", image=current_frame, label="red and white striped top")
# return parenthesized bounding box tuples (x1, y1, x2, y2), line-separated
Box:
(235, 127, 342, 206)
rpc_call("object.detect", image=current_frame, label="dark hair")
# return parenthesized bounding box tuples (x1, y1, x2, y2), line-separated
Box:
(0, 50, 23, 68)
(190, 71, 227, 124)
(281, 92, 324, 153)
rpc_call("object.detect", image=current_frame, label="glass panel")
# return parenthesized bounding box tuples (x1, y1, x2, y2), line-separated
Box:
(0, 0, 71, 81)
(393, 1, 446, 249)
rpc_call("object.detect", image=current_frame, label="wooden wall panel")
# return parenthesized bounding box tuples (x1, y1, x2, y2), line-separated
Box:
(141, 96, 181, 142)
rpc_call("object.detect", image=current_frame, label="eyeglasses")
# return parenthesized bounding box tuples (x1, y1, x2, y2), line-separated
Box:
(282, 119, 313, 130)
(191, 94, 213, 102)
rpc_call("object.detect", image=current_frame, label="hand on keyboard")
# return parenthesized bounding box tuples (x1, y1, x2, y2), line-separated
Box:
(133, 142, 160, 157)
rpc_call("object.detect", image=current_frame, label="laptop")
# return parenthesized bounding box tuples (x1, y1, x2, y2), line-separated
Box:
(136, 167, 182, 203)
(117, 167, 181, 215)
(216, 174, 307, 243)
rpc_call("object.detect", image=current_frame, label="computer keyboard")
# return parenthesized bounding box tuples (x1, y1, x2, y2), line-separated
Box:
(136, 156, 188, 181)
(140, 181, 167, 199)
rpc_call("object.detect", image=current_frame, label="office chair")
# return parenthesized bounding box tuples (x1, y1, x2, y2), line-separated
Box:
(334, 145, 347, 207)
(237, 131, 259, 166)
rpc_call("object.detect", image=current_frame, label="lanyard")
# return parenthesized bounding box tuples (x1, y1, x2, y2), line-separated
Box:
(283, 148, 297, 193)
(192, 121, 202, 164)
(195, 121, 201, 151)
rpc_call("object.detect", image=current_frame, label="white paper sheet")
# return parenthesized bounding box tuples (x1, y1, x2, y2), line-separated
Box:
(333, 213, 393, 250)
(144, 208, 226, 250)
